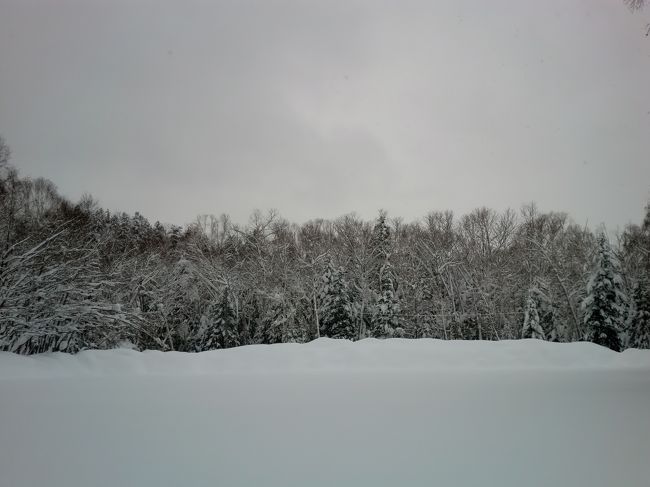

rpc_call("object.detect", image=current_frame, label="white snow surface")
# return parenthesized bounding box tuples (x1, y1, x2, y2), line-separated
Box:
(1, 338, 649, 487)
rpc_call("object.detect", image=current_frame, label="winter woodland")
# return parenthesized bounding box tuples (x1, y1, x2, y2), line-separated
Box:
(0, 136, 648, 354)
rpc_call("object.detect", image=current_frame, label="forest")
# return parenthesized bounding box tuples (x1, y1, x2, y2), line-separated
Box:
(0, 136, 648, 354)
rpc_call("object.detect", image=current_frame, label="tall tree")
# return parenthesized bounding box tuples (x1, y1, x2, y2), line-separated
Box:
(529, 280, 562, 341)
(370, 210, 392, 288)
(258, 296, 289, 345)
(371, 261, 402, 338)
(582, 233, 627, 351)
(196, 288, 239, 351)
(628, 280, 650, 349)
(319, 261, 355, 339)
(521, 288, 545, 340)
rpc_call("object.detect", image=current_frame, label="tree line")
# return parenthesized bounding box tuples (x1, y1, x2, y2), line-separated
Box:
(0, 135, 648, 354)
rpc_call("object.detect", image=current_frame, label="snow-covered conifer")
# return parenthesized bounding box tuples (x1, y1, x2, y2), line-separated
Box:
(522, 288, 545, 340)
(371, 211, 391, 262)
(259, 298, 288, 344)
(371, 261, 402, 338)
(319, 261, 355, 339)
(582, 233, 627, 351)
(196, 288, 239, 350)
(629, 280, 650, 349)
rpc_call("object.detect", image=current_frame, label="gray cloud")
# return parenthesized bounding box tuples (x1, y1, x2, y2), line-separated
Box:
(1, 0, 649, 229)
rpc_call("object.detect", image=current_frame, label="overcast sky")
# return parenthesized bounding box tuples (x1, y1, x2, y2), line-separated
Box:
(1, 0, 649, 229)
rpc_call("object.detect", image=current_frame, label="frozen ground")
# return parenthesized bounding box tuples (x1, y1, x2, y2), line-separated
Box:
(1, 338, 649, 487)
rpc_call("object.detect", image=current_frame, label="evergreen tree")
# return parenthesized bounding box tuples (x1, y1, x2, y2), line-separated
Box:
(283, 308, 307, 344)
(196, 288, 239, 350)
(371, 211, 391, 261)
(582, 233, 626, 351)
(258, 298, 287, 344)
(217, 288, 239, 348)
(371, 261, 402, 338)
(629, 280, 650, 349)
(530, 279, 563, 341)
(319, 261, 355, 339)
(247, 298, 263, 344)
(522, 288, 545, 339)
(370, 211, 392, 289)
(367, 211, 404, 338)
(237, 294, 259, 345)
(158, 257, 201, 351)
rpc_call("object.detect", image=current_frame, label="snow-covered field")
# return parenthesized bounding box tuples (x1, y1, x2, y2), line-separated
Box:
(1, 339, 649, 487)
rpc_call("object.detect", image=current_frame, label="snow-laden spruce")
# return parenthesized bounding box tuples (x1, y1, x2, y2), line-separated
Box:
(629, 279, 650, 349)
(318, 260, 355, 339)
(521, 286, 545, 339)
(582, 233, 627, 351)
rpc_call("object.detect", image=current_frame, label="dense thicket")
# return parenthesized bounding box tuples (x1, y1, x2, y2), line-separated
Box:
(1, 138, 648, 353)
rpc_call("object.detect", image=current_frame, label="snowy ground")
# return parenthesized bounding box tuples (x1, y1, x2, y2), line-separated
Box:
(1, 339, 649, 487)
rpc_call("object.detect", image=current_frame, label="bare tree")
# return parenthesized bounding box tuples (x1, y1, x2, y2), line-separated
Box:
(624, 0, 646, 11)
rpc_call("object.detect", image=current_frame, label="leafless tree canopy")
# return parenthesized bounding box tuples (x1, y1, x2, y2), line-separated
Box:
(624, 0, 646, 11)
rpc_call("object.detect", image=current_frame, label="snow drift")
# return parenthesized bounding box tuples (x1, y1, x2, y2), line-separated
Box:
(1, 339, 649, 487)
